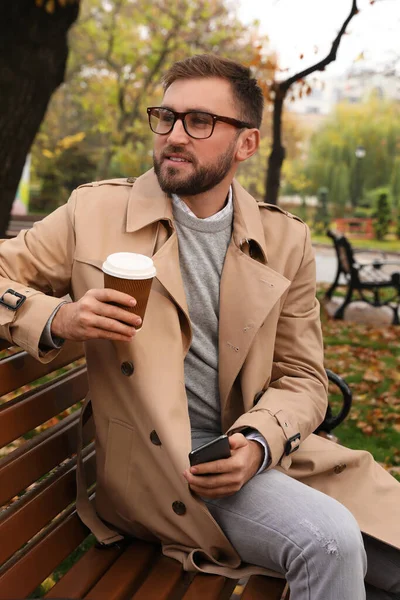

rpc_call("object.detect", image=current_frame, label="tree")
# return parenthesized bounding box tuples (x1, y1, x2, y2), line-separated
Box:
(0, 0, 80, 237)
(31, 0, 279, 209)
(252, 0, 360, 204)
(330, 163, 350, 217)
(305, 96, 400, 211)
(64, 0, 258, 180)
(373, 192, 391, 240)
(391, 156, 400, 209)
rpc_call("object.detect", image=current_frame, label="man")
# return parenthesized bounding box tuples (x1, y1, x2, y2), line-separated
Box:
(0, 55, 399, 599)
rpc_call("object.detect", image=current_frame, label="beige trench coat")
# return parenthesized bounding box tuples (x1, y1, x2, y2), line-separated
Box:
(0, 169, 399, 578)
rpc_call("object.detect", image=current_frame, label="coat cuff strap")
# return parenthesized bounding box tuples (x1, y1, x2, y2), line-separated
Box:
(271, 410, 301, 455)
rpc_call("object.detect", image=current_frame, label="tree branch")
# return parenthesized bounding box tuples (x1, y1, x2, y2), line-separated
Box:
(280, 0, 359, 93)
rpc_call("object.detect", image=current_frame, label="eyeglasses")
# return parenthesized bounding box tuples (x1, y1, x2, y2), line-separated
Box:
(147, 107, 253, 140)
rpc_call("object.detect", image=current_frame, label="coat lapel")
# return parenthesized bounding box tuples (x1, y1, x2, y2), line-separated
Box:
(125, 170, 191, 347)
(218, 181, 290, 409)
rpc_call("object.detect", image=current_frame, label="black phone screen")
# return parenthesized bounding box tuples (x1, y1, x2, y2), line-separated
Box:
(188, 434, 231, 467)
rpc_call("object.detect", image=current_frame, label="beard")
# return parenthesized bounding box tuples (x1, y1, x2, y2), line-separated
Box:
(153, 140, 236, 196)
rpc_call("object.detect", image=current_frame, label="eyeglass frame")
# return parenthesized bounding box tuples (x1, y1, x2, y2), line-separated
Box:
(146, 106, 254, 140)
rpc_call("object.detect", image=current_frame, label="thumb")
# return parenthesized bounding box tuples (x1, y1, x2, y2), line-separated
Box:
(228, 433, 247, 450)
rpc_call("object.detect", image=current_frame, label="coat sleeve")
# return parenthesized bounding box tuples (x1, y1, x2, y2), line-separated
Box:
(227, 223, 328, 471)
(0, 191, 77, 361)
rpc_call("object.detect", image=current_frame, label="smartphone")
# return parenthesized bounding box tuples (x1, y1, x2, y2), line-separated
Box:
(188, 434, 231, 467)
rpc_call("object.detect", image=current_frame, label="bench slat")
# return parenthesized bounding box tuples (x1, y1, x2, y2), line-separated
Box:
(0, 450, 95, 564)
(0, 509, 88, 599)
(183, 574, 237, 600)
(85, 541, 159, 599)
(129, 554, 188, 600)
(0, 340, 12, 352)
(0, 367, 87, 446)
(240, 574, 287, 599)
(0, 413, 80, 505)
(0, 341, 84, 397)
(46, 544, 123, 599)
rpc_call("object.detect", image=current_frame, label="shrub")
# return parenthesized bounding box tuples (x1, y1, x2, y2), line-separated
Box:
(373, 192, 391, 240)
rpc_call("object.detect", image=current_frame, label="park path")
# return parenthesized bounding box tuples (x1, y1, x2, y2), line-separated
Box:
(314, 245, 400, 283)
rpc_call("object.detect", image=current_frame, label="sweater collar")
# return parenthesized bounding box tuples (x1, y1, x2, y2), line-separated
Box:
(126, 169, 268, 263)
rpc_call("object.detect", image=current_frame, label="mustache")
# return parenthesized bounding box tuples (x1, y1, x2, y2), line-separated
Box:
(161, 146, 196, 163)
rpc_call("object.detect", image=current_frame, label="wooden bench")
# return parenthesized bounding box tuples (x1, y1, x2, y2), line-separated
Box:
(333, 217, 374, 240)
(5, 214, 44, 239)
(325, 229, 400, 325)
(0, 339, 352, 600)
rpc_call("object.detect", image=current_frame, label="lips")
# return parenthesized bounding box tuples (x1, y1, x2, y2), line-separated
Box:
(162, 152, 193, 164)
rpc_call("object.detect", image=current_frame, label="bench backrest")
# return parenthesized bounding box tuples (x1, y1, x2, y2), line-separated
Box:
(0, 340, 93, 599)
(327, 229, 358, 278)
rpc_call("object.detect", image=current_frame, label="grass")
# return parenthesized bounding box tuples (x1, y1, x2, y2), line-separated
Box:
(312, 234, 400, 253)
(318, 284, 400, 481)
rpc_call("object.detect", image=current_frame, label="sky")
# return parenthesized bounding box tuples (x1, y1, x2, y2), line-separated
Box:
(236, 0, 399, 79)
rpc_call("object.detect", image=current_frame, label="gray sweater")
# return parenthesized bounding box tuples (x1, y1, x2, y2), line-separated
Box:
(172, 196, 233, 440)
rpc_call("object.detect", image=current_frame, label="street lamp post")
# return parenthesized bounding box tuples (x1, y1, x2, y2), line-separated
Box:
(353, 145, 366, 208)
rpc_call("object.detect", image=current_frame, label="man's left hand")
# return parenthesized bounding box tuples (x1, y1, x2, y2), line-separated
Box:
(183, 433, 264, 499)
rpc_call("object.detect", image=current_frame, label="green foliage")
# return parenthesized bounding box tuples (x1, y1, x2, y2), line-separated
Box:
(366, 185, 392, 208)
(32, 144, 96, 212)
(391, 156, 400, 209)
(373, 192, 391, 241)
(305, 96, 400, 212)
(329, 162, 350, 217)
(31, 0, 266, 198)
(313, 186, 330, 234)
(397, 213, 400, 240)
(353, 206, 373, 218)
(30, 0, 307, 203)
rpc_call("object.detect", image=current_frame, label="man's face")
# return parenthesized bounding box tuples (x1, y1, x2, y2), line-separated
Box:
(152, 77, 242, 196)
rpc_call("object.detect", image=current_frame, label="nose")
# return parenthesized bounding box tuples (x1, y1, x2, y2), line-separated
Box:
(166, 118, 190, 145)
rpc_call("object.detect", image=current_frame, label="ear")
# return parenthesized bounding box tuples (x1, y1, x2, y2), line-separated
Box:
(235, 129, 260, 162)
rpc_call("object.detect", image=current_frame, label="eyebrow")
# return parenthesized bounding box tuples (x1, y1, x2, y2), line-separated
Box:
(160, 105, 214, 113)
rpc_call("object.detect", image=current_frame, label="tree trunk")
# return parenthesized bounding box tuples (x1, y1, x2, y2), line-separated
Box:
(0, 1, 80, 237)
(264, 90, 286, 205)
(262, 0, 359, 207)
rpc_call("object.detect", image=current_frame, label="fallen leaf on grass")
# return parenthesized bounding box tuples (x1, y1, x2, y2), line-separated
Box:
(356, 421, 374, 435)
(363, 370, 381, 383)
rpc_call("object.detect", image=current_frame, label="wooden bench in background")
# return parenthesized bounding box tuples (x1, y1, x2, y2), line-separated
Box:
(5, 214, 44, 239)
(325, 229, 400, 325)
(0, 339, 352, 599)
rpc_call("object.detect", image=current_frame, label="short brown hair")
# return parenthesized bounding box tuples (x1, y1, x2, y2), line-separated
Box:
(162, 54, 264, 129)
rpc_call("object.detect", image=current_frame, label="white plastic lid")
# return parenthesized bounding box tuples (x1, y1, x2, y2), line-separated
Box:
(102, 252, 156, 279)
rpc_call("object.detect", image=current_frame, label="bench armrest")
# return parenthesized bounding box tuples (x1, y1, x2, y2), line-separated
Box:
(314, 369, 352, 435)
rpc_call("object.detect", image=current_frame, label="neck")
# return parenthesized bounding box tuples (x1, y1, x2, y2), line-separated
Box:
(179, 179, 232, 219)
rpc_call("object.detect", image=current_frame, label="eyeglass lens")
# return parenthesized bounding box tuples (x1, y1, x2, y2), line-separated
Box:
(149, 108, 214, 139)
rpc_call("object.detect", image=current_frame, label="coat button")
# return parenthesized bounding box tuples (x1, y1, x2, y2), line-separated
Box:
(121, 361, 134, 376)
(150, 430, 161, 446)
(126, 177, 136, 183)
(333, 463, 347, 474)
(172, 501, 186, 516)
(253, 391, 264, 405)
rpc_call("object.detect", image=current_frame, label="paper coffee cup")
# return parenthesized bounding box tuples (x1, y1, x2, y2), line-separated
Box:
(102, 252, 156, 330)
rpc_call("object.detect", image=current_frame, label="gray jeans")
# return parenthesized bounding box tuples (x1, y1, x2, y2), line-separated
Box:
(194, 436, 400, 599)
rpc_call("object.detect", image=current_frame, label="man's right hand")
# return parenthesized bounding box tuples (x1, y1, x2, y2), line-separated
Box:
(51, 289, 141, 342)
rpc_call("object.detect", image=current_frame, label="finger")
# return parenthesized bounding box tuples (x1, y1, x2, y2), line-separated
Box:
(92, 288, 137, 308)
(83, 326, 136, 342)
(189, 457, 234, 476)
(93, 300, 142, 328)
(184, 470, 236, 489)
(90, 314, 138, 337)
(228, 433, 248, 451)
